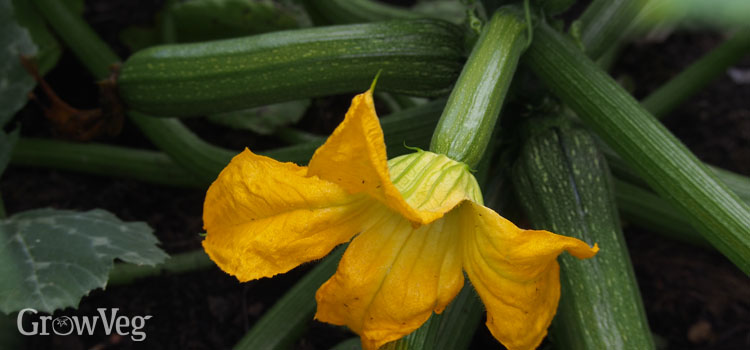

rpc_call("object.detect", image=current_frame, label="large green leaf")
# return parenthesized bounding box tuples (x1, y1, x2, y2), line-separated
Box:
(0, 209, 168, 314)
(207, 99, 311, 135)
(1, 0, 37, 126)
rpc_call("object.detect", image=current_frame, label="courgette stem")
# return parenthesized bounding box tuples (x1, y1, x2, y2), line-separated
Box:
(32, 0, 120, 80)
(576, 0, 645, 60)
(233, 247, 345, 350)
(107, 249, 213, 286)
(129, 112, 235, 184)
(525, 22, 750, 274)
(641, 30, 750, 119)
(10, 138, 204, 188)
(614, 179, 709, 247)
(430, 7, 527, 168)
(604, 147, 750, 203)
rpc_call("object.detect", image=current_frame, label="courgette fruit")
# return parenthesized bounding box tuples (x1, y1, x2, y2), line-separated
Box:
(117, 19, 465, 117)
(512, 121, 654, 350)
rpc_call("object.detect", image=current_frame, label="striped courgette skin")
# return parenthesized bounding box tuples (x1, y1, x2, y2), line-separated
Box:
(512, 123, 654, 350)
(117, 19, 465, 117)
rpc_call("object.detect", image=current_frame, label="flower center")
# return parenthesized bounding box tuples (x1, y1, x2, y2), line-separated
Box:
(387, 150, 483, 211)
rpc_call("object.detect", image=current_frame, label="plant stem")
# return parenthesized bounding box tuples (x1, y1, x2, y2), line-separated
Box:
(614, 180, 709, 247)
(128, 113, 235, 184)
(32, 0, 119, 80)
(604, 146, 750, 203)
(576, 0, 644, 60)
(107, 249, 214, 286)
(641, 30, 750, 119)
(430, 7, 527, 168)
(11, 138, 204, 188)
(525, 22, 750, 274)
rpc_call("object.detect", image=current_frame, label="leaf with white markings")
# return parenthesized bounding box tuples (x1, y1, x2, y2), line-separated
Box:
(0, 209, 168, 314)
(207, 99, 311, 135)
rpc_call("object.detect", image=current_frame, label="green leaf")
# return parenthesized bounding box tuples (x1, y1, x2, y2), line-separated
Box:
(1, 0, 38, 126)
(207, 100, 311, 135)
(0, 209, 168, 314)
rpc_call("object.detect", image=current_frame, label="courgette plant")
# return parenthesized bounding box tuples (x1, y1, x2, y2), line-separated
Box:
(1, 0, 749, 349)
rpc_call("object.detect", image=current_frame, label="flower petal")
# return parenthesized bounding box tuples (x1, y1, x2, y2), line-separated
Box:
(459, 202, 598, 350)
(307, 90, 446, 225)
(315, 207, 464, 350)
(203, 149, 369, 281)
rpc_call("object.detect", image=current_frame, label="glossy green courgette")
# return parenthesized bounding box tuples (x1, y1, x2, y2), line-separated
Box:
(118, 20, 464, 117)
(513, 122, 654, 350)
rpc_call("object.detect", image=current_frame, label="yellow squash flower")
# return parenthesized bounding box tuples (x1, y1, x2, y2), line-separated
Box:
(202, 89, 599, 350)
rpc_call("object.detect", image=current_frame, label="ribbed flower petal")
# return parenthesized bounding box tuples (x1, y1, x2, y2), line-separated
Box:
(203, 149, 369, 281)
(307, 90, 460, 226)
(459, 202, 599, 350)
(315, 207, 465, 350)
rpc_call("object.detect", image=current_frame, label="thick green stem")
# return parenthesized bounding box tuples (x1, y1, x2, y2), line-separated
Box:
(641, 30, 750, 118)
(576, 0, 644, 60)
(525, 22, 750, 274)
(614, 180, 709, 247)
(10, 138, 204, 188)
(430, 7, 527, 168)
(128, 113, 235, 184)
(233, 247, 345, 350)
(32, 0, 120, 79)
(604, 147, 750, 203)
(108, 250, 213, 286)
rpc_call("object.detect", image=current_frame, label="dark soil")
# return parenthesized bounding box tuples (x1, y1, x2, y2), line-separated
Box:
(2, 1, 749, 350)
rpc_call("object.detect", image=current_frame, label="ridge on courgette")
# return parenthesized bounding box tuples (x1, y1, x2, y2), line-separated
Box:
(117, 19, 465, 117)
(512, 120, 654, 350)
